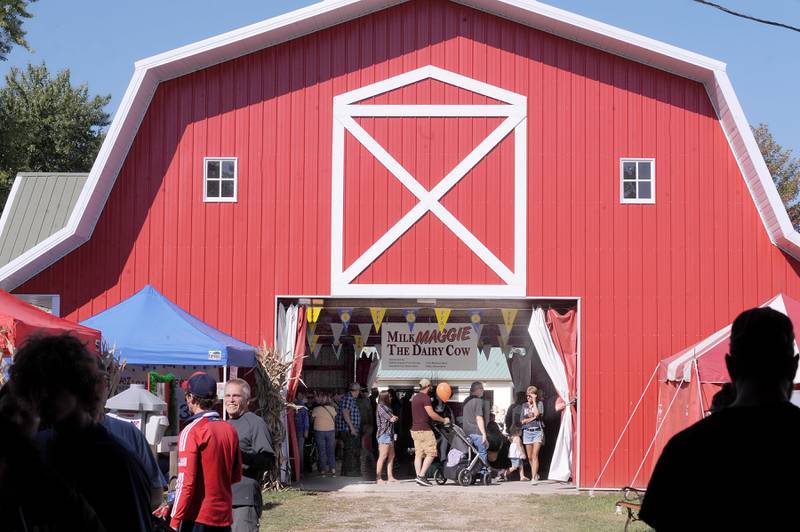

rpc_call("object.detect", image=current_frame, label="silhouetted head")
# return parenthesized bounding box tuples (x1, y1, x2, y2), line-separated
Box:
(9, 334, 102, 427)
(515, 391, 526, 405)
(470, 381, 484, 398)
(725, 307, 798, 400)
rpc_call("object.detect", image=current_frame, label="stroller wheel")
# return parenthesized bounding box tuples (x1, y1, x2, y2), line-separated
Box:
(433, 468, 446, 485)
(481, 471, 492, 486)
(457, 469, 473, 487)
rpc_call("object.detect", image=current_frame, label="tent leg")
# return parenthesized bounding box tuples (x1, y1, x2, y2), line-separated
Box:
(222, 365, 228, 420)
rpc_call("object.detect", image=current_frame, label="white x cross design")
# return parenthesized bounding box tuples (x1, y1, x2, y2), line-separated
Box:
(330, 66, 527, 297)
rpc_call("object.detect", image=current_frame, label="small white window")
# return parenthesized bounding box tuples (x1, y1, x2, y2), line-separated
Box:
(204, 158, 237, 202)
(620, 158, 655, 204)
(14, 294, 61, 316)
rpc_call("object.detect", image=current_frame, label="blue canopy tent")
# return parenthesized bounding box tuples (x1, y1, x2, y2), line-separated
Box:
(82, 285, 256, 367)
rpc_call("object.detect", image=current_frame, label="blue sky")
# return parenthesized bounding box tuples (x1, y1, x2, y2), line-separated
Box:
(2, 0, 798, 153)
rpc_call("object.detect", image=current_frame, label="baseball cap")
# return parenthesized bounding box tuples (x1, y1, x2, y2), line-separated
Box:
(349, 382, 361, 391)
(182, 371, 217, 398)
(419, 378, 431, 388)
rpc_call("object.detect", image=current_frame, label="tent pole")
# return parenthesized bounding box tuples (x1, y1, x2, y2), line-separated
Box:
(694, 360, 707, 418)
(222, 365, 228, 420)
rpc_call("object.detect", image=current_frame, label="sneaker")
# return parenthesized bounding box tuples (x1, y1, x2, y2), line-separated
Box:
(415, 476, 433, 487)
(530, 479, 539, 486)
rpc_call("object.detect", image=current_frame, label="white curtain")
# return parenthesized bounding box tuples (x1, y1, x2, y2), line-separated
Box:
(528, 308, 573, 482)
(276, 303, 287, 355)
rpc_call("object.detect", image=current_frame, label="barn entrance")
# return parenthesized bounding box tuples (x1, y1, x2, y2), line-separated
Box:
(276, 296, 579, 483)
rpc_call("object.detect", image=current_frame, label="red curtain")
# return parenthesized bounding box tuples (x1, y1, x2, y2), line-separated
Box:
(546, 308, 578, 472)
(286, 306, 307, 482)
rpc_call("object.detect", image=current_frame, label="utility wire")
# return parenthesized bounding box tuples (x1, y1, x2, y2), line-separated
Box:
(693, 0, 800, 33)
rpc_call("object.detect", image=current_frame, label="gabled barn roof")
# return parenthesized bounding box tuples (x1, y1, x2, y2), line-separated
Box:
(0, 0, 794, 290)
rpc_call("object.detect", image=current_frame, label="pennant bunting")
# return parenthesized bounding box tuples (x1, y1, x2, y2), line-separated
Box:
(334, 344, 342, 360)
(434, 308, 451, 332)
(312, 344, 322, 359)
(338, 308, 353, 334)
(306, 306, 322, 324)
(499, 323, 511, 345)
(354, 334, 364, 353)
(483, 345, 492, 361)
(309, 334, 319, 354)
(404, 309, 417, 333)
(357, 323, 373, 345)
(306, 322, 317, 346)
(330, 323, 343, 346)
(469, 310, 482, 334)
(370, 308, 387, 333)
(501, 308, 518, 332)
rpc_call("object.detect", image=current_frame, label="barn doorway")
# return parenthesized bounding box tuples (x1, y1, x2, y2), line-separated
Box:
(276, 296, 579, 483)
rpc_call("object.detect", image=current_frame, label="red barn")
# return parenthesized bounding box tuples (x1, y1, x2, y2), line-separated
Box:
(2, 0, 798, 488)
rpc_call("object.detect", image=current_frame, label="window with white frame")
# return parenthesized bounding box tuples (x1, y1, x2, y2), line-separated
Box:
(620, 159, 655, 204)
(204, 158, 237, 202)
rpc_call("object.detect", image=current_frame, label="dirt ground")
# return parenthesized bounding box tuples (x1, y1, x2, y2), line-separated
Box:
(259, 490, 653, 531)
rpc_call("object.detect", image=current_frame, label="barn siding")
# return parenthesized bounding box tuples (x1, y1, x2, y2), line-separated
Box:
(17, 0, 800, 487)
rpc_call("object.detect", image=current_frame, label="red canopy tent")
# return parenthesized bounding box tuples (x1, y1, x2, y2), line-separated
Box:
(594, 293, 800, 489)
(0, 290, 101, 357)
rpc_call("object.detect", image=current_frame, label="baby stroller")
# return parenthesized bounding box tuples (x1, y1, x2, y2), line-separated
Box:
(432, 421, 492, 486)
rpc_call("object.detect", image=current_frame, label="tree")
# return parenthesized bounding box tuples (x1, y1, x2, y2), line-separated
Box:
(0, 0, 35, 60)
(0, 63, 111, 206)
(752, 123, 800, 229)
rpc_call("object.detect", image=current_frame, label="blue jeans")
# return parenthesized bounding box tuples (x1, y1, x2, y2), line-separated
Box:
(469, 434, 488, 465)
(315, 430, 336, 473)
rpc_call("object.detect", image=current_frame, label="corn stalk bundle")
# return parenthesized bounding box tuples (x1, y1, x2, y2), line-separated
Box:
(99, 341, 126, 397)
(253, 342, 303, 491)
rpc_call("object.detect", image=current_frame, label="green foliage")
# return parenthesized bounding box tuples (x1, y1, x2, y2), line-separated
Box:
(0, 0, 34, 60)
(752, 123, 800, 229)
(0, 62, 111, 206)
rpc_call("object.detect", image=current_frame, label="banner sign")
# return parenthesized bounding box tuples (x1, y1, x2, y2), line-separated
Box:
(381, 323, 478, 371)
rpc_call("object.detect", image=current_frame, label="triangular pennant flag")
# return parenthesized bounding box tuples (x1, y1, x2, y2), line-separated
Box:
(306, 322, 317, 346)
(330, 323, 343, 346)
(354, 334, 364, 353)
(312, 344, 322, 359)
(307, 306, 322, 324)
(370, 307, 386, 333)
(334, 344, 342, 360)
(473, 323, 483, 339)
(434, 308, 451, 332)
(358, 323, 372, 345)
(502, 345, 511, 357)
(404, 309, 417, 333)
(482, 345, 492, 360)
(309, 334, 319, 353)
(501, 308, 518, 332)
(469, 310, 482, 334)
(338, 308, 353, 335)
(499, 323, 511, 345)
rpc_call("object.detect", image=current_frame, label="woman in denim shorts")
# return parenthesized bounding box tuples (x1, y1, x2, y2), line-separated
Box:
(520, 386, 545, 485)
(375, 390, 399, 483)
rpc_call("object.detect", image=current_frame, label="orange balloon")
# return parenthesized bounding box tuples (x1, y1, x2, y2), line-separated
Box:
(436, 382, 452, 403)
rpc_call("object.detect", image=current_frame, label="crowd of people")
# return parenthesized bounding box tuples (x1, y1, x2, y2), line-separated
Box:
(290, 377, 549, 486)
(2, 304, 798, 529)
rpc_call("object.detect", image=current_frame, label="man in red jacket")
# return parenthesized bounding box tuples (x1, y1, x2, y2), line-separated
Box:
(171, 372, 242, 532)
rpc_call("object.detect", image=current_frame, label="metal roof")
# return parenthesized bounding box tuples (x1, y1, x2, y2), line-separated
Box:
(376, 347, 512, 383)
(0, 173, 88, 269)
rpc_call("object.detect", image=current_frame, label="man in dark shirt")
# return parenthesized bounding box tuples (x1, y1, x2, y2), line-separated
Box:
(462, 381, 491, 466)
(640, 307, 800, 531)
(225, 378, 273, 532)
(9, 334, 153, 532)
(410, 379, 449, 486)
